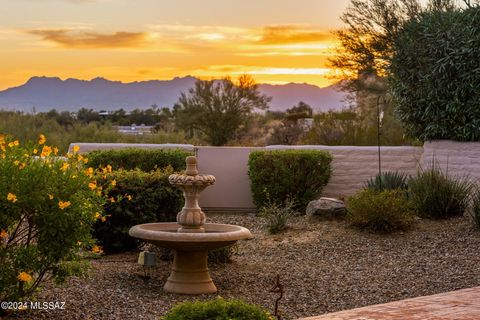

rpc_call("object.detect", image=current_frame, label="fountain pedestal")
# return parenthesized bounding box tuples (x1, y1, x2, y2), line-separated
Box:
(164, 250, 216, 294)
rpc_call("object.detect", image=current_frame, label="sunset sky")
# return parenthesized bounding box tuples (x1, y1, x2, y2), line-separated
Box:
(0, 0, 351, 90)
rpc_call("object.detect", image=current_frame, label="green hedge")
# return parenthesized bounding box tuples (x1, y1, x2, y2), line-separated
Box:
(93, 168, 183, 253)
(87, 148, 191, 172)
(162, 298, 273, 320)
(391, 7, 480, 141)
(248, 149, 332, 210)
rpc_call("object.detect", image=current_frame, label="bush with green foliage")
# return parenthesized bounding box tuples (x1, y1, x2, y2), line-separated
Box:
(259, 198, 297, 234)
(347, 189, 414, 233)
(162, 298, 274, 320)
(470, 187, 480, 228)
(408, 165, 473, 219)
(0, 135, 107, 303)
(87, 148, 191, 172)
(93, 168, 183, 253)
(365, 171, 409, 191)
(248, 149, 332, 210)
(391, 7, 480, 141)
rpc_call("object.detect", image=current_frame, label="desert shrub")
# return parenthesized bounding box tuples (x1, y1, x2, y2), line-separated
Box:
(470, 187, 480, 228)
(162, 298, 274, 320)
(248, 149, 332, 210)
(93, 168, 183, 253)
(365, 171, 409, 191)
(87, 148, 191, 172)
(0, 135, 107, 303)
(259, 198, 297, 234)
(391, 7, 480, 141)
(408, 165, 473, 219)
(347, 189, 414, 233)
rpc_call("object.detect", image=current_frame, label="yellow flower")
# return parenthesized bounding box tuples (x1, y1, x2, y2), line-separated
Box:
(53, 147, 59, 155)
(40, 145, 52, 157)
(72, 145, 80, 153)
(61, 162, 69, 171)
(48, 194, 54, 200)
(14, 160, 20, 166)
(109, 197, 116, 203)
(19, 162, 26, 169)
(14, 140, 19, 146)
(38, 134, 46, 145)
(106, 164, 112, 173)
(111, 179, 116, 187)
(85, 167, 94, 177)
(77, 241, 82, 246)
(17, 272, 32, 282)
(0, 229, 8, 239)
(58, 201, 71, 210)
(33, 148, 38, 154)
(91, 245, 103, 254)
(8, 141, 15, 148)
(88, 182, 97, 190)
(94, 212, 101, 219)
(7, 193, 17, 203)
(126, 194, 132, 201)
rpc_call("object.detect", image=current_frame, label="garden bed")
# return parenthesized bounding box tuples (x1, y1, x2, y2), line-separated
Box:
(8, 214, 480, 320)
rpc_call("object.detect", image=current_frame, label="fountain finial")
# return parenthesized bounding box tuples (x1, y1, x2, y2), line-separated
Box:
(185, 156, 198, 176)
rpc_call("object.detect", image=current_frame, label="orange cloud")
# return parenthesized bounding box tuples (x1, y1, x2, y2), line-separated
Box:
(258, 25, 332, 44)
(26, 29, 148, 48)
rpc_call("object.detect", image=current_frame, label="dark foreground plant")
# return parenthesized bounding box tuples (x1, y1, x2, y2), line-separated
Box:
(162, 298, 274, 320)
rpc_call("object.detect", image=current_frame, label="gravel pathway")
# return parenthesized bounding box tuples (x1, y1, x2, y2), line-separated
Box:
(7, 214, 480, 320)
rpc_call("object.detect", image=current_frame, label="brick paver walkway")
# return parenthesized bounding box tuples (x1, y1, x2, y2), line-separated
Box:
(299, 286, 480, 320)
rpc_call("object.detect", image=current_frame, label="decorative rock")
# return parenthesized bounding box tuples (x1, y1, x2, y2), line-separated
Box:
(306, 197, 346, 220)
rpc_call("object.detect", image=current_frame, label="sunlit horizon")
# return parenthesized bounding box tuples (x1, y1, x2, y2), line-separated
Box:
(0, 0, 351, 90)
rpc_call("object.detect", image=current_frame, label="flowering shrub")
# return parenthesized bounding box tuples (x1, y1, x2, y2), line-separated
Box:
(0, 134, 108, 303)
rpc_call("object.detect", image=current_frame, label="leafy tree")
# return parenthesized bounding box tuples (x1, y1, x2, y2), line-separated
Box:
(330, 0, 461, 92)
(173, 75, 271, 146)
(285, 101, 313, 121)
(391, 6, 480, 141)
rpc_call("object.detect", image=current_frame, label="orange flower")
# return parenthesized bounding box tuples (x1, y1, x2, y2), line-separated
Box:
(85, 167, 94, 177)
(111, 179, 116, 187)
(17, 272, 32, 282)
(48, 194, 54, 200)
(88, 182, 97, 190)
(109, 197, 116, 203)
(91, 245, 103, 254)
(72, 145, 80, 153)
(125, 194, 132, 201)
(7, 193, 17, 203)
(58, 201, 71, 210)
(38, 134, 46, 145)
(0, 229, 8, 239)
(40, 145, 52, 157)
(53, 147, 59, 155)
(60, 162, 69, 171)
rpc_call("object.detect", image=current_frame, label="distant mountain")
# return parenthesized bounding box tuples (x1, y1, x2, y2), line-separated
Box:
(0, 76, 348, 112)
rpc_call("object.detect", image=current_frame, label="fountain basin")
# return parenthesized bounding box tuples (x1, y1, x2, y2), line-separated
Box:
(129, 222, 252, 294)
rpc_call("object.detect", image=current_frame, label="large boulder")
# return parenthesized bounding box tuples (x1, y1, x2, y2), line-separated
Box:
(306, 197, 346, 220)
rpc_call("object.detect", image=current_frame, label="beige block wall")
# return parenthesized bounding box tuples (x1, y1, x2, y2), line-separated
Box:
(422, 140, 480, 180)
(265, 145, 423, 198)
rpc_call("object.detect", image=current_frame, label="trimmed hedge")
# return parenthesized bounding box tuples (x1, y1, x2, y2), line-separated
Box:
(162, 298, 273, 320)
(93, 168, 183, 253)
(87, 148, 191, 172)
(248, 149, 332, 210)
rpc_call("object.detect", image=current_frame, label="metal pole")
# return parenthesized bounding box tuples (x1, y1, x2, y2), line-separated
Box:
(377, 96, 382, 190)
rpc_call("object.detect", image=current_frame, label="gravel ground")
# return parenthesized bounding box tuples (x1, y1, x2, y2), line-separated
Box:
(7, 214, 480, 320)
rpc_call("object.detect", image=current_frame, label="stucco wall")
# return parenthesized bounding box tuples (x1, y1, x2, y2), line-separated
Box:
(422, 140, 480, 180)
(73, 142, 424, 210)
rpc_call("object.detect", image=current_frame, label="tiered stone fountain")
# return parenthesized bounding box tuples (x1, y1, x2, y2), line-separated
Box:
(129, 156, 252, 294)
